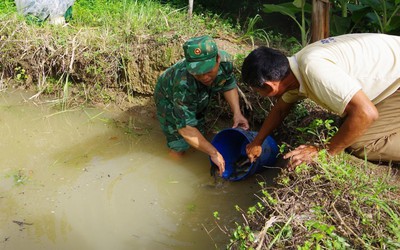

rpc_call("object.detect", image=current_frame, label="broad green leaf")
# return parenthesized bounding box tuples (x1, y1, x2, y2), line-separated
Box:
(293, 0, 305, 8)
(388, 16, 400, 32)
(347, 3, 368, 12)
(263, 4, 298, 20)
(348, 4, 370, 23)
(360, 0, 383, 11)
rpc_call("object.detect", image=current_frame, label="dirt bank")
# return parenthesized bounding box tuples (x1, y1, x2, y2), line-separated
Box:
(0, 17, 253, 111)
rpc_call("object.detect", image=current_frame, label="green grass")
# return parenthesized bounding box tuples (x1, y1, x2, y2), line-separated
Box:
(223, 152, 400, 249)
(0, 0, 15, 14)
(70, 0, 237, 37)
(5, 169, 30, 186)
(0, 0, 247, 108)
(212, 119, 399, 249)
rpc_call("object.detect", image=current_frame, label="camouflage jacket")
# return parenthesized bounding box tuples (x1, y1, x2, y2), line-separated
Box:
(154, 50, 237, 129)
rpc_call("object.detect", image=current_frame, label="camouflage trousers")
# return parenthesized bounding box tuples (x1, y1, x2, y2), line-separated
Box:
(155, 97, 205, 152)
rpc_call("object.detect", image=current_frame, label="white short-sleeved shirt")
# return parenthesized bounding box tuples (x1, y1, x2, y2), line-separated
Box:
(282, 33, 400, 116)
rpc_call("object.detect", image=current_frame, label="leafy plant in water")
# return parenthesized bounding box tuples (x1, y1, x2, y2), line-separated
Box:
(261, 189, 278, 205)
(186, 203, 196, 212)
(213, 211, 220, 220)
(124, 117, 151, 136)
(6, 169, 29, 186)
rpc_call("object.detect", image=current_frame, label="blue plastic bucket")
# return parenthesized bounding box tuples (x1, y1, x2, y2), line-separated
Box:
(210, 128, 279, 181)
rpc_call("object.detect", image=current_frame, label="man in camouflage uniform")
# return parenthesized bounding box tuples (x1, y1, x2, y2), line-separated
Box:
(154, 35, 249, 176)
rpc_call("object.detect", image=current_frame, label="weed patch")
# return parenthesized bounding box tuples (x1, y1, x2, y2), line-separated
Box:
(223, 153, 400, 249)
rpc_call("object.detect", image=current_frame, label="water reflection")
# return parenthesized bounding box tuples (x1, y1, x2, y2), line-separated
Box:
(0, 90, 280, 250)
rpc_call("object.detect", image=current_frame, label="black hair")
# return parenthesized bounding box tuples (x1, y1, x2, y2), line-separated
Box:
(241, 46, 290, 88)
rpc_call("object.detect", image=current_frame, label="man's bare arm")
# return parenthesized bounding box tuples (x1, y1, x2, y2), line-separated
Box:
(284, 90, 379, 168)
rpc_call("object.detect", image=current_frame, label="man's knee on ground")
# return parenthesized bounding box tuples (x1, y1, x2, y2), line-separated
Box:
(348, 131, 400, 162)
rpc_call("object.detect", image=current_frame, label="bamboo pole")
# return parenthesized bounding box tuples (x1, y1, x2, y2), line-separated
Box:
(188, 0, 193, 19)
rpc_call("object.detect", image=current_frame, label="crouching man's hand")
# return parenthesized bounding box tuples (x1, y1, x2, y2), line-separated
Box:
(232, 113, 250, 130)
(283, 145, 319, 171)
(246, 142, 262, 163)
(210, 151, 225, 176)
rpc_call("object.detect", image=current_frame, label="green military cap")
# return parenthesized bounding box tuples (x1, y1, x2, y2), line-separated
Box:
(183, 35, 218, 75)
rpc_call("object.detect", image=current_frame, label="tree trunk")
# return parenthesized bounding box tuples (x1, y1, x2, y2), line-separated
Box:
(311, 0, 330, 43)
(188, 0, 193, 19)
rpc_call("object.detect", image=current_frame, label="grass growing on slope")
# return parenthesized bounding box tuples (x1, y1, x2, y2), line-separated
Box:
(0, 0, 241, 108)
(222, 152, 399, 249)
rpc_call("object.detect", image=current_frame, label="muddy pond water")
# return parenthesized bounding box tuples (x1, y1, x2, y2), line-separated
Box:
(0, 90, 280, 250)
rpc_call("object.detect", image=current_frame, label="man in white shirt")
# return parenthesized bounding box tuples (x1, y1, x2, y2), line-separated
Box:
(241, 33, 400, 169)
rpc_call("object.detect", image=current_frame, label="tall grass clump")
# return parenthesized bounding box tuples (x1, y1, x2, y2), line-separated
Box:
(237, 14, 271, 48)
(71, 0, 236, 38)
(72, 0, 164, 33)
(0, 0, 15, 15)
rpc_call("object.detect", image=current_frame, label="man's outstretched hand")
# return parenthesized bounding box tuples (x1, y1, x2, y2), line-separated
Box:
(283, 145, 319, 171)
(246, 142, 262, 163)
(232, 113, 250, 130)
(210, 151, 225, 176)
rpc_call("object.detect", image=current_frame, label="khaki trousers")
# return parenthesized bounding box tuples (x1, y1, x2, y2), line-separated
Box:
(349, 90, 400, 163)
